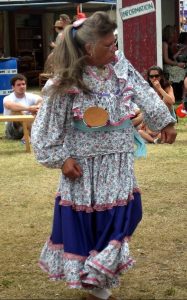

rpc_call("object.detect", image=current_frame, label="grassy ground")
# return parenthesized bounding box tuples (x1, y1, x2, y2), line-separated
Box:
(0, 112, 186, 300)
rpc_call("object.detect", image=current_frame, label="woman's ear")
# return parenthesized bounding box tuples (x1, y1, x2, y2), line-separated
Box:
(85, 43, 93, 56)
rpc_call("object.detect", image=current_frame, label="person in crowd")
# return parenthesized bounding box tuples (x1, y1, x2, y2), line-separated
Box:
(49, 16, 71, 67)
(53, 14, 71, 45)
(48, 20, 64, 74)
(138, 121, 161, 144)
(183, 19, 187, 32)
(131, 103, 143, 128)
(162, 25, 187, 100)
(138, 65, 176, 144)
(59, 13, 71, 32)
(147, 65, 176, 116)
(31, 12, 176, 300)
(162, 25, 186, 84)
(50, 20, 64, 49)
(3, 74, 42, 140)
(177, 32, 187, 60)
(182, 74, 187, 113)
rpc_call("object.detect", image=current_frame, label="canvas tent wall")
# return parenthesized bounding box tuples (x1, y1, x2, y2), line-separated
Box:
(0, 0, 116, 58)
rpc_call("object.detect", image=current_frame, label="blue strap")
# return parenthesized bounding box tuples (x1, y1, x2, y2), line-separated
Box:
(73, 119, 146, 158)
(133, 129, 147, 158)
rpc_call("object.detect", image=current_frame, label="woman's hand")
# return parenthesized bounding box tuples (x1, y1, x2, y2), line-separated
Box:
(62, 157, 83, 180)
(152, 80, 162, 91)
(173, 47, 185, 60)
(160, 123, 177, 144)
(177, 62, 186, 69)
(50, 41, 56, 48)
(28, 105, 40, 115)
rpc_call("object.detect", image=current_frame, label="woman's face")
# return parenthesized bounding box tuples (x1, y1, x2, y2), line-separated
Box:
(87, 32, 117, 66)
(148, 70, 161, 84)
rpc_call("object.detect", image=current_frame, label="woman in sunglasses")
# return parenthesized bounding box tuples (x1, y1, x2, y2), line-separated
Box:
(138, 66, 176, 144)
(147, 65, 175, 115)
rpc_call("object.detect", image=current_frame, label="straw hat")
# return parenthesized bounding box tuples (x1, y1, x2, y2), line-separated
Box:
(54, 20, 63, 28)
(60, 14, 71, 23)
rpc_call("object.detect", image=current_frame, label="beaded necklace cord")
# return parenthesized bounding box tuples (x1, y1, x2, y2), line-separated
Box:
(82, 65, 112, 126)
(87, 65, 112, 81)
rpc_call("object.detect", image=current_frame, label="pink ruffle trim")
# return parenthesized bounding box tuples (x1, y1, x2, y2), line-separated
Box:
(108, 114, 134, 126)
(57, 188, 141, 212)
(39, 237, 134, 287)
(46, 238, 130, 259)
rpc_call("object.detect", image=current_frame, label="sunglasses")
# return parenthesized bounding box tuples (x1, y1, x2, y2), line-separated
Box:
(149, 74, 160, 78)
(55, 27, 63, 30)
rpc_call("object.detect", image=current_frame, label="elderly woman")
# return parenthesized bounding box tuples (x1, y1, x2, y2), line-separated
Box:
(31, 12, 176, 300)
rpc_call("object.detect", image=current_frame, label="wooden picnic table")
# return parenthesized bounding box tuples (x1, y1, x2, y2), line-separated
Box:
(0, 115, 35, 153)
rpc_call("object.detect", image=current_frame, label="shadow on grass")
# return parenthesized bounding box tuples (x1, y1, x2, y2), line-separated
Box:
(0, 137, 29, 155)
(0, 150, 28, 155)
(175, 140, 187, 145)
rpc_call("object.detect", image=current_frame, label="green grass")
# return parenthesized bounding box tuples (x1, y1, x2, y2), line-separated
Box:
(0, 116, 187, 300)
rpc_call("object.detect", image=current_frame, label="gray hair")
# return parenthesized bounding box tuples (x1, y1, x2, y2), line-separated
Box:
(51, 11, 117, 94)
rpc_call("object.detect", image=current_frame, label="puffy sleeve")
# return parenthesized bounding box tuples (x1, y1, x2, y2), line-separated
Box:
(114, 50, 176, 131)
(127, 62, 176, 131)
(31, 82, 73, 169)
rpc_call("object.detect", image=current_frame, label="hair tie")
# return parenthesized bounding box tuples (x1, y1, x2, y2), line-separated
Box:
(73, 18, 87, 28)
(71, 28, 77, 39)
(71, 17, 87, 39)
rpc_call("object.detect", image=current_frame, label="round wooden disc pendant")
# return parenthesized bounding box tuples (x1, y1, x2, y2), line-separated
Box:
(83, 106, 109, 127)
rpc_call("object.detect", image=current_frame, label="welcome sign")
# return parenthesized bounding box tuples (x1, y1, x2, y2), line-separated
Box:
(120, 1, 155, 21)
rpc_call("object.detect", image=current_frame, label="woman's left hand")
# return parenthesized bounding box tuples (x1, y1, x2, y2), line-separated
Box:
(160, 123, 177, 144)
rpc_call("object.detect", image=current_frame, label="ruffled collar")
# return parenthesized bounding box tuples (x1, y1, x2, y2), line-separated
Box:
(85, 65, 112, 81)
(85, 51, 129, 82)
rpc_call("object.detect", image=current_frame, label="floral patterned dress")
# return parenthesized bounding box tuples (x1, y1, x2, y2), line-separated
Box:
(31, 51, 175, 289)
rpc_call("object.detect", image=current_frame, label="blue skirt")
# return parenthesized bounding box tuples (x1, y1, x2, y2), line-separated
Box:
(39, 192, 142, 289)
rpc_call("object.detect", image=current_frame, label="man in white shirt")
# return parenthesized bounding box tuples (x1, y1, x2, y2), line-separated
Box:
(3, 74, 42, 140)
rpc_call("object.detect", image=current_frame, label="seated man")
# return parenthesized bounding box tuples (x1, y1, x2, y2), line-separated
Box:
(3, 74, 42, 140)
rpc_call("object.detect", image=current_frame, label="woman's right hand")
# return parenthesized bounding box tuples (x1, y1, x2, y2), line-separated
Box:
(62, 157, 83, 180)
